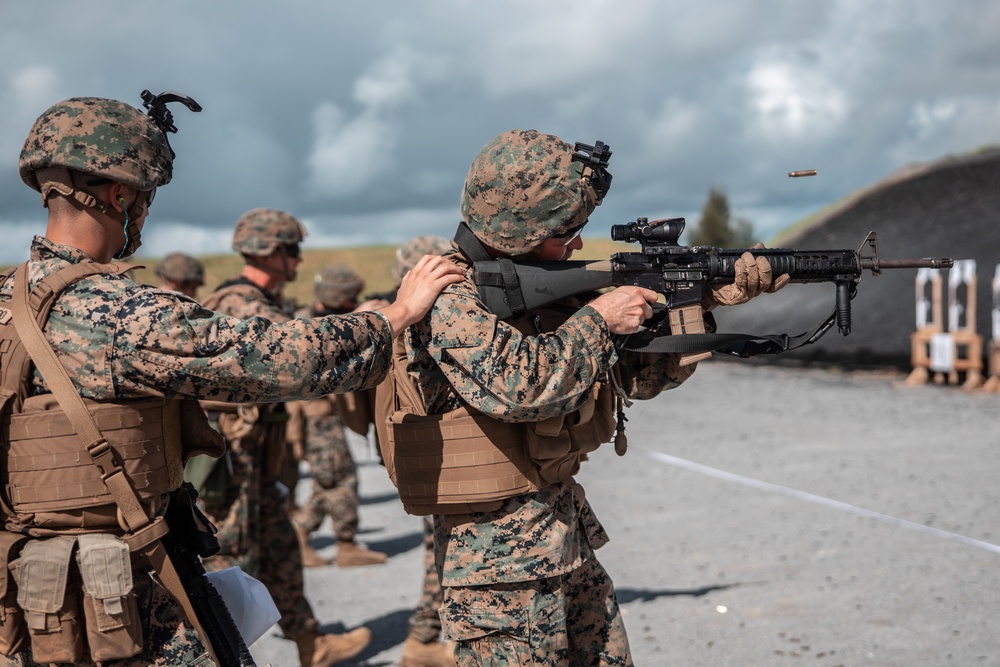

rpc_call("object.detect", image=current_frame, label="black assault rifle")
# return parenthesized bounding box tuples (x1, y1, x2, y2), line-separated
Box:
(472, 217, 954, 365)
(161, 483, 257, 667)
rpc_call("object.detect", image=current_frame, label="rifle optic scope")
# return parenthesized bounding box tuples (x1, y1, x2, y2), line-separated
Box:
(611, 217, 686, 245)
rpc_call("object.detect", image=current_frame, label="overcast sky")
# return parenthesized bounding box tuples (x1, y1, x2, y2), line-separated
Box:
(1, 1, 997, 264)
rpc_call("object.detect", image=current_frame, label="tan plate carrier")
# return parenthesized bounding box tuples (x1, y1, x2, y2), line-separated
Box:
(0, 262, 226, 666)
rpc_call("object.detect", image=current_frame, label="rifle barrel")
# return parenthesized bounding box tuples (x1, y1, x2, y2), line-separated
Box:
(865, 258, 954, 270)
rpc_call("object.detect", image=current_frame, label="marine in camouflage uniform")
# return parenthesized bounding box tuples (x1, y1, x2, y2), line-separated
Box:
(386, 236, 457, 667)
(0, 95, 463, 667)
(197, 210, 368, 666)
(286, 265, 389, 568)
(380, 130, 787, 666)
(153, 252, 205, 299)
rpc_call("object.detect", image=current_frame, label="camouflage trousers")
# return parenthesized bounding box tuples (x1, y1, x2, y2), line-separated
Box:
(0, 569, 212, 667)
(407, 515, 444, 643)
(441, 556, 632, 667)
(203, 481, 318, 640)
(199, 423, 318, 640)
(295, 414, 360, 542)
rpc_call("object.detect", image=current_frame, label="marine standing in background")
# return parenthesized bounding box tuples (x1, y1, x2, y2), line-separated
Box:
(0, 93, 462, 667)
(153, 251, 205, 298)
(376, 129, 788, 666)
(194, 208, 462, 667)
(286, 265, 389, 568)
(386, 235, 457, 667)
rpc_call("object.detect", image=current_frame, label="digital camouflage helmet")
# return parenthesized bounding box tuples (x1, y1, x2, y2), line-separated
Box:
(154, 252, 205, 285)
(231, 208, 307, 257)
(314, 265, 365, 309)
(393, 234, 453, 282)
(460, 129, 612, 255)
(18, 91, 201, 258)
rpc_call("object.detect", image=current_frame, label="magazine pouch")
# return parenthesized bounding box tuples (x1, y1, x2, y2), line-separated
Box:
(76, 533, 142, 661)
(12, 536, 83, 664)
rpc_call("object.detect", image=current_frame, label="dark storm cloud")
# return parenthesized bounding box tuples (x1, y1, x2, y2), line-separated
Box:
(1, 1, 998, 262)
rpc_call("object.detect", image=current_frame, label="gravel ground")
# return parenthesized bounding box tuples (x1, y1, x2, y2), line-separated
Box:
(248, 360, 1000, 666)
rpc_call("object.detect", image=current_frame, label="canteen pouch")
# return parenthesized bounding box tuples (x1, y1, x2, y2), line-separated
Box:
(11, 536, 84, 664)
(76, 534, 142, 661)
(0, 532, 28, 656)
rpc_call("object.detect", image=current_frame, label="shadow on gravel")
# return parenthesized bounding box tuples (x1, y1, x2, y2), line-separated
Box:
(311, 529, 424, 557)
(616, 582, 742, 604)
(360, 490, 402, 506)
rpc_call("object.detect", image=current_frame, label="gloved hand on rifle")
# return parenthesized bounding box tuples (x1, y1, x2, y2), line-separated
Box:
(704, 243, 790, 308)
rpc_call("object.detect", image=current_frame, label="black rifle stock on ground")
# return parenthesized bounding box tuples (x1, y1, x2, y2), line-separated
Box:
(473, 217, 953, 363)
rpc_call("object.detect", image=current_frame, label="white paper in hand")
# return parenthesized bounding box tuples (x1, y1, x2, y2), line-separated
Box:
(204, 566, 281, 645)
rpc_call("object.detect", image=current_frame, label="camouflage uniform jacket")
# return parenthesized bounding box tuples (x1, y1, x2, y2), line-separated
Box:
(403, 252, 696, 586)
(1, 237, 392, 403)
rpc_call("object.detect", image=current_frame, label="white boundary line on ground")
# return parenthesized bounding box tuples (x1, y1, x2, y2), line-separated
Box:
(649, 451, 1000, 556)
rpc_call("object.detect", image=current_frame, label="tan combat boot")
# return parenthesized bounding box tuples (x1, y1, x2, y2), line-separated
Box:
(293, 521, 331, 567)
(294, 627, 371, 667)
(400, 635, 457, 667)
(335, 540, 388, 567)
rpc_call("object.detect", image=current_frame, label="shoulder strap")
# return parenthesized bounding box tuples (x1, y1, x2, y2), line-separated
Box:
(454, 221, 527, 317)
(8, 263, 224, 663)
(10, 262, 152, 534)
(0, 261, 136, 407)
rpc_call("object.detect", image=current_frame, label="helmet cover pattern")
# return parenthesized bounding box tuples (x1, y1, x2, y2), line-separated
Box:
(19, 97, 172, 193)
(314, 264, 365, 309)
(460, 129, 603, 255)
(231, 208, 307, 256)
(393, 234, 452, 282)
(154, 252, 205, 285)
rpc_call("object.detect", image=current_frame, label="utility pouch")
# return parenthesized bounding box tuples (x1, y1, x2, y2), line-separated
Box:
(0, 532, 28, 656)
(12, 536, 84, 664)
(76, 534, 142, 661)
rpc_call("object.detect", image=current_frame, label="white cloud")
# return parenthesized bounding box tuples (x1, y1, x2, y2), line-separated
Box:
(746, 59, 849, 140)
(305, 44, 435, 200)
(0, 66, 62, 168)
(11, 66, 60, 116)
(0, 1, 997, 265)
(908, 100, 960, 140)
(306, 103, 395, 199)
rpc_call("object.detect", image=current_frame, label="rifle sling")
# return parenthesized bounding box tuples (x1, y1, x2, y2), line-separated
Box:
(8, 263, 228, 667)
(454, 222, 528, 317)
(614, 307, 839, 358)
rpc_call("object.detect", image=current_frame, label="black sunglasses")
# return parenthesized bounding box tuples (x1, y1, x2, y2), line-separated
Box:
(283, 244, 302, 259)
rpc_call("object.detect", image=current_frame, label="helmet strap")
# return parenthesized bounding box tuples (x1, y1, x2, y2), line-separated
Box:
(114, 198, 143, 259)
(35, 166, 146, 228)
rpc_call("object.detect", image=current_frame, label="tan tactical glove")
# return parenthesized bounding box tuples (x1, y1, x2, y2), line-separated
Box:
(705, 243, 790, 308)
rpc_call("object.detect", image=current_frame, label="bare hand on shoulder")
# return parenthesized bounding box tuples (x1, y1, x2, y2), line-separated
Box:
(379, 255, 465, 336)
(588, 286, 658, 335)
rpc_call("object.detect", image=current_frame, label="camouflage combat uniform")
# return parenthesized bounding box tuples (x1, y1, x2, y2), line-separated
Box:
(407, 515, 443, 644)
(283, 265, 389, 570)
(198, 276, 339, 639)
(0, 236, 393, 666)
(382, 130, 695, 667)
(288, 344, 362, 545)
(402, 254, 694, 667)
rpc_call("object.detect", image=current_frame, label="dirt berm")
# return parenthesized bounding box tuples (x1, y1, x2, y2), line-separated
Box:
(713, 147, 1000, 368)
